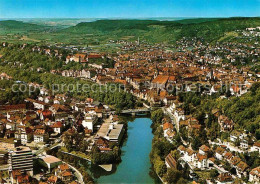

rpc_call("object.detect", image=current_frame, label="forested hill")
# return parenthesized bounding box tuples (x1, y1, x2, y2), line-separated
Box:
(60, 17, 260, 43)
(0, 17, 259, 44)
(0, 20, 49, 34)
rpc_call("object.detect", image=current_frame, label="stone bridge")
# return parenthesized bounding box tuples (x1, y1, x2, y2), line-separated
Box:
(121, 108, 151, 116)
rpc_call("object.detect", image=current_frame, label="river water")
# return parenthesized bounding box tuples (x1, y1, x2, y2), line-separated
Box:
(89, 117, 160, 184)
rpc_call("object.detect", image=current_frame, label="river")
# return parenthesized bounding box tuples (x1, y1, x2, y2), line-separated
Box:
(89, 117, 161, 184)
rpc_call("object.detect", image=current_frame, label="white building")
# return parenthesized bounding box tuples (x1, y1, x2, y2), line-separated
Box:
(250, 142, 260, 153)
(183, 148, 196, 163)
(249, 166, 260, 184)
(82, 113, 98, 131)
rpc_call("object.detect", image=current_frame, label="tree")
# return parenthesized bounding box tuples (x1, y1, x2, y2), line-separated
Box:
(176, 178, 188, 184)
(165, 169, 182, 184)
(210, 169, 219, 178)
(191, 137, 202, 150)
(151, 109, 164, 124)
(155, 160, 167, 177)
(256, 129, 260, 140)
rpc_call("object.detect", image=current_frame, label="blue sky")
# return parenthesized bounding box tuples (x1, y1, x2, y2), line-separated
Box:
(0, 0, 259, 18)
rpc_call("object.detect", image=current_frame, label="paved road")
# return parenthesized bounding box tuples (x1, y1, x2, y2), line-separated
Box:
(65, 162, 84, 184)
(209, 140, 245, 153)
(163, 107, 179, 132)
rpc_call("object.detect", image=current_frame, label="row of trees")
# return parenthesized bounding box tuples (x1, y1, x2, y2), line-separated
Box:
(91, 145, 121, 164)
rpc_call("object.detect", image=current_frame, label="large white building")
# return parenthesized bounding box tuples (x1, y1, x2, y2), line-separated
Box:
(82, 113, 98, 131)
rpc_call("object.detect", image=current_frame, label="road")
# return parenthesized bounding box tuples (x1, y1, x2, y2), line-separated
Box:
(65, 162, 84, 184)
(163, 107, 179, 132)
(35, 138, 61, 156)
(209, 140, 245, 153)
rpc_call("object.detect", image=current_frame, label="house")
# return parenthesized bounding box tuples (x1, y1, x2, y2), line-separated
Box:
(236, 161, 249, 178)
(95, 137, 112, 152)
(217, 173, 233, 184)
(82, 113, 98, 131)
(49, 104, 70, 115)
(40, 88, 49, 96)
(163, 122, 174, 137)
(250, 141, 260, 153)
(0, 104, 26, 113)
(212, 109, 220, 117)
(230, 130, 246, 142)
(230, 156, 241, 167)
(55, 164, 70, 176)
(218, 115, 234, 132)
(48, 175, 58, 184)
(39, 109, 52, 121)
(73, 53, 87, 63)
(163, 96, 176, 106)
(49, 104, 70, 121)
(223, 152, 233, 162)
(50, 121, 63, 134)
(194, 153, 208, 169)
(0, 138, 17, 150)
(177, 145, 186, 155)
(165, 152, 177, 169)
(215, 147, 226, 160)
(0, 73, 12, 80)
(184, 148, 196, 163)
(199, 145, 210, 156)
(25, 98, 47, 110)
(187, 117, 201, 134)
(174, 108, 185, 122)
(60, 170, 73, 182)
(11, 170, 30, 184)
(240, 138, 249, 149)
(249, 166, 260, 183)
(15, 127, 33, 144)
(34, 129, 49, 143)
(151, 75, 169, 89)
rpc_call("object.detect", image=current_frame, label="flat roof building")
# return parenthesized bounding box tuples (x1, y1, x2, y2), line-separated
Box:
(95, 123, 124, 144)
(9, 146, 33, 175)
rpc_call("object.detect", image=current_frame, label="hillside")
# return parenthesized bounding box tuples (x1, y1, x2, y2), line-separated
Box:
(59, 17, 260, 43)
(0, 17, 259, 45)
(0, 20, 49, 34)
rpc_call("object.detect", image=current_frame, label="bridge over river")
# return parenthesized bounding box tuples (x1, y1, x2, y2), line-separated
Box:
(121, 108, 151, 115)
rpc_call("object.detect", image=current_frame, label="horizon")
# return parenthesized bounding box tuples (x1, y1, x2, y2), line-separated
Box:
(0, 0, 259, 18)
(0, 16, 259, 20)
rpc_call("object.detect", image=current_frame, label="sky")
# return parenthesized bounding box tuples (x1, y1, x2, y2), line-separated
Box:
(0, 0, 259, 18)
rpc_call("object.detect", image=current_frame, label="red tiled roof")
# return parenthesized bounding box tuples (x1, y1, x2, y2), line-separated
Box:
(163, 122, 173, 130)
(199, 145, 210, 152)
(165, 153, 177, 169)
(51, 121, 63, 128)
(34, 129, 45, 135)
(59, 164, 69, 171)
(152, 75, 169, 84)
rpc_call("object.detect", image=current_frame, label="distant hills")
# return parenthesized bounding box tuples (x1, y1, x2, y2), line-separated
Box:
(0, 20, 49, 34)
(59, 17, 260, 43)
(0, 17, 259, 44)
